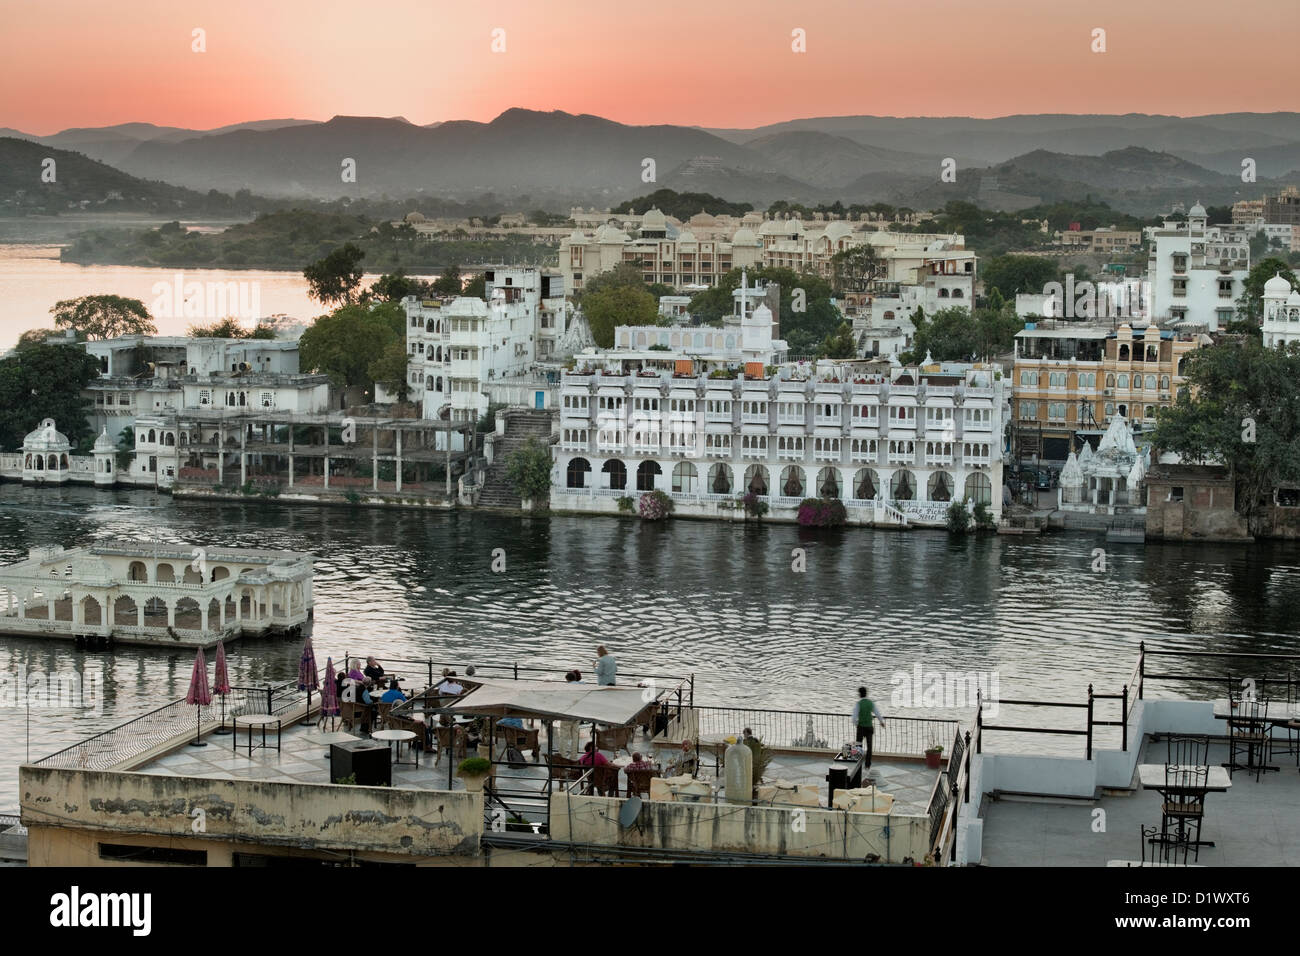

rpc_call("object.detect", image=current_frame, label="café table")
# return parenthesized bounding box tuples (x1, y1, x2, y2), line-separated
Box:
(372, 729, 419, 768)
(1212, 698, 1284, 774)
(1137, 763, 1231, 850)
(233, 714, 282, 758)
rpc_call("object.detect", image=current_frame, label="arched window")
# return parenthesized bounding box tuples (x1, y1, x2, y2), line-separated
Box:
(817, 467, 840, 498)
(1119, 344, 1130, 360)
(566, 457, 591, 489)
(672, 461, 697, 494)
(928, 471, 953, 502)
(1160, 375, 1170, 390)
(636, 460, 662, 492)
(964, 472, 992, 506)
(744, 464, 768, 496)
(708, 463, 733, 494)
(602, 459, 627, 490)
(148, 429, 156, 443)
(47, 454, 58, 470)
(1144, 405, 1155, 419)
(853, 468, 878, 500)
(1117, 374, 1129, 389)
(1144, 374, 1156, 390)
(890, 469, 916, 500)
(1106, 373, 1115, 388)
(780, 466, 805, 497)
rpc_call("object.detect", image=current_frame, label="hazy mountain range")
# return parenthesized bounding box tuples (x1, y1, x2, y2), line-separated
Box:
(3, 109, 1297, 214)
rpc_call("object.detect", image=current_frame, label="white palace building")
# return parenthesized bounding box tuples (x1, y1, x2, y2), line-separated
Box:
(553, 355, 1008, 528)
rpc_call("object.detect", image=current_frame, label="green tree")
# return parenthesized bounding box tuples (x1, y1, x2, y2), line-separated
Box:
(303, 243, 366, 307)
(1238, 258, 1298, 322)
(909, 307, 980, 362)
(49, 295, 155, 340)
(370, 270, 430, 302)
(980, 255, 1061, 300)
(577, 262, 646, 300)
(116, 426, 135, 470)
(582, 285, 658, 348)
(462, 274, 486, 299)
(830, 244, 884, 294)
(0, 344, 101, 450)
(367, 340, 410, 403)
(187, 318, 276, 339)
(431, 263, 462, 296)
(298, 302, 404, 399)
(819, 321, 857, 359)
(504, 436, 553, 505)
(14, 328, 55, 351)
(1153, 339, 1300, 533)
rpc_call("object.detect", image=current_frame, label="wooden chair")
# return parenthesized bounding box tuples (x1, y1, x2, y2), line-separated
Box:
(545, 752, 583, 785)
(625, 766, 661, 799)
(589, 764, 620, 797)
(432, 725, 466, 766)
(496, 724, 542, 761)
(386, 714, 427, 756)
(1228, 697, 1271, 781)
(340, 701, 366, 732)
(375, 701, 394, 731)
(595, 725, 634, 756)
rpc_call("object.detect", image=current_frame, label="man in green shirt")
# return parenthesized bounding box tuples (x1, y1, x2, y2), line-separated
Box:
(853, 686, 886, 767)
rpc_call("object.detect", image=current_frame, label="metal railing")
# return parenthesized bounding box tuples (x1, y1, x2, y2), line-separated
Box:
(1136, 641, 1300, 705)
(692, 705, 957, 758)
(34, 673, 316, 771)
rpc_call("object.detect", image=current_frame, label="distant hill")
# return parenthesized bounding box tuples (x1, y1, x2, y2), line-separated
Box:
(743, 130, 929, 188)
(0, 137, 216, 215)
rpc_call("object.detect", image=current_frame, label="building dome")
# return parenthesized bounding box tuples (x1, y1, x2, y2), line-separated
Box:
(594, 223, 629, 243)
(731, 226, 758, 245)
(93, 426, 115, 453)
(823, 221, 854, 242)
(689, 210, 717, 226)
(1287, 291, 1300, 308)
(676, 228, 697, 243)
(640, 207, 667, 230)
(1189, 202, 1207, 219)
(1264, 272, 1293, 296)
(23, 418, 71, 452)
(403, 211, 426, 224)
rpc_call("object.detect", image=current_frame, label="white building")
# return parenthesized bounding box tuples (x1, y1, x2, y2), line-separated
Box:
(1145, 203, 1250, 330)
(1262, 272, 1300, 349)
(553, 357, 1006, 528)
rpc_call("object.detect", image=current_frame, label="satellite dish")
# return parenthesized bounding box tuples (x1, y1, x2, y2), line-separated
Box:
(618, 796, 643, 829)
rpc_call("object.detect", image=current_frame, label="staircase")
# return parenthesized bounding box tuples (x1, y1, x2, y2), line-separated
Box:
(477, 409, 555, 510)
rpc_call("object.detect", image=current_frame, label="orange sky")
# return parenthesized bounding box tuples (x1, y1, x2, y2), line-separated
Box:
(1, 0, 1295, 135)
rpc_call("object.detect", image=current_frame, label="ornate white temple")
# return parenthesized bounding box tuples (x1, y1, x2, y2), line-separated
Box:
(1058, 415, 1148, 514)
(0, 541, 314, 648)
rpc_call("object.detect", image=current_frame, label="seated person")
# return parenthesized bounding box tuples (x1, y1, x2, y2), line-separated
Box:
(439, 671, 464, 695)
(464, 722, 482, 753)
(363, 656, 385, 682)
(380, 679, 407, 704)
(341, 679, 360, 703)
(361, 680, 376, 705)
(578, 741, 609, 767)
(625, 751, 653, 773)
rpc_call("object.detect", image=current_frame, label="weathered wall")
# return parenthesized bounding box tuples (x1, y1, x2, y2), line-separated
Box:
(550, 790, 929, 862)
(1145, 485, 1250, 541)
(21, 766, 482, 865)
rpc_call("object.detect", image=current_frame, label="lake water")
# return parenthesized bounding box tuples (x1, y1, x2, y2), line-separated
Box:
(2, 482, 1299, 809)
(0, 243, 393, 348)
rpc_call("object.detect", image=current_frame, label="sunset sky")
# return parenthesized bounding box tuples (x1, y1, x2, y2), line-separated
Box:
(1, 0, 1295, 135)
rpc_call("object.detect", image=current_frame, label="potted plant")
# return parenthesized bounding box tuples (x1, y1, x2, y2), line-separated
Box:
(924, 744, 944, 770)
(457, 756, 493, 792)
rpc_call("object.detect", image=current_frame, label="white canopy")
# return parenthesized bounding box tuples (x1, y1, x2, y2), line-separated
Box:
(445, 678, 664, 725)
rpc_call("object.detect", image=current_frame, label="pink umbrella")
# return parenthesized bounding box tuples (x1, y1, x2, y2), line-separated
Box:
(297, 637, 318, 726)
(319, 657, 340, 730)
(186, 647, 212, 747)
(213, 641, 232, 736)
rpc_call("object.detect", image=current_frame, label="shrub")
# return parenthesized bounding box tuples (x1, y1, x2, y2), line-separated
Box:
(973, 501, 994, 529)
(740, 492, 768, 519)
(504, 436, 553, 505)
(946, 499, 971, 534)
(638, 489, 674, 520)
(796, 497, 847, 527)
(744, 737, 774, 797)
(343, 490, 362, 504)
(457, 757, 491, 777)
(616, 495, 636, 513)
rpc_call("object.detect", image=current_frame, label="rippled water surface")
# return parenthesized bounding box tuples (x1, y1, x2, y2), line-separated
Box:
(3, 482, 1300, 808)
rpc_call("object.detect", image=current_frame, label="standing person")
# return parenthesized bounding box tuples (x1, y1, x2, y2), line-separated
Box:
(595, 646, 617, 686)
(853, 687, 886, 768)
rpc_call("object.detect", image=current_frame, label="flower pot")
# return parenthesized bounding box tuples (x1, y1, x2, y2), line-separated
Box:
(924, 749, 943, 770)
(461, 773, 488, 793)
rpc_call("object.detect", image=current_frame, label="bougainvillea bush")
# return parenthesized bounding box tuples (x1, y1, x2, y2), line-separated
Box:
(638, 489, 674, 521)
(796, 497, 847, 527)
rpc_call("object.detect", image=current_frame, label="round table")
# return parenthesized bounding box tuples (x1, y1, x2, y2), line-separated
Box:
(372, 729, 419, 767)
(233, 714, 282, 757)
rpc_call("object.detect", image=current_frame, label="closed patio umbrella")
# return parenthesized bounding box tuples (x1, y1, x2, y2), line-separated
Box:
(186, 648, 212, 747)
(319, 657, 340, 731)
(297, 636, 318, 726)
(213, 640, 232, 735)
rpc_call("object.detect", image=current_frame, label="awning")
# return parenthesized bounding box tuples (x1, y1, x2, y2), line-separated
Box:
(444, 678, 664, 725)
